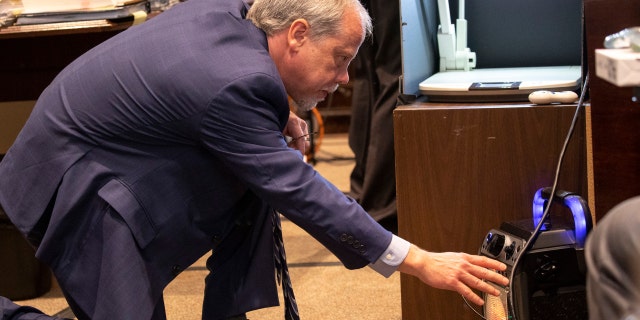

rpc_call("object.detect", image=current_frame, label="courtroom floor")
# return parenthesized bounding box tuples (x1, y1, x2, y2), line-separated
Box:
(14, 134, 403, 320)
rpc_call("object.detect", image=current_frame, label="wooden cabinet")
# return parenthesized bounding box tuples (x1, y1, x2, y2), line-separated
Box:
(393, 103, 588, 319)
(584, 0, 640, 219)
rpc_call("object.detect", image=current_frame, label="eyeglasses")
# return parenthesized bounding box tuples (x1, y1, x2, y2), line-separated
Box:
(285, 132, 319, 144)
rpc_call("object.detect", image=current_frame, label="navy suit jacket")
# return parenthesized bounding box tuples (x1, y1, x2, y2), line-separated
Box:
(0, 0, 392, 318)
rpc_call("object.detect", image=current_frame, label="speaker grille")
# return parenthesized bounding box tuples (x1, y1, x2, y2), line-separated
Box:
(485, 291, 507, 320)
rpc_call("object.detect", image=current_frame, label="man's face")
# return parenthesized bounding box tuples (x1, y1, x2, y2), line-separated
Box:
(284, 9, 364, 112)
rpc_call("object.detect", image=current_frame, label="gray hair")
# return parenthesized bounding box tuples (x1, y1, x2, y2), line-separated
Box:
(246, 0, 372, 40)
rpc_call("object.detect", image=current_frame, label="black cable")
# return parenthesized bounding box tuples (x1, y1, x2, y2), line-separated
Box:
(461, 73, 591, 319)
(506, 73, 590, 319)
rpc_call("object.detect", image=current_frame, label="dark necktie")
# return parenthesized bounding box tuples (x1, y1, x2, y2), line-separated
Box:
(272, 210, 300, 320)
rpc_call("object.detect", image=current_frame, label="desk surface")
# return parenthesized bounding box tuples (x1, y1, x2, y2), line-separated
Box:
(398, 100, 554, 109)
(0, 14, 155, 39)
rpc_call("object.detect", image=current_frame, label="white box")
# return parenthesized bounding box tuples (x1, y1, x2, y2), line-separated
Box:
(595, 48, 640, 87)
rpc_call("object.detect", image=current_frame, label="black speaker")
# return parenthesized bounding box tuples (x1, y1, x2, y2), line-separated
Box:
(479, 188, 592, 320)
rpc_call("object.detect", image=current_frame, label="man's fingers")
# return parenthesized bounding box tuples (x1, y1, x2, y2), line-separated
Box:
(457, 270, 505, 306)
(466, 255, 509, 286)
(468, 254, 508, 271)
(296, 139, 307, 155)
(471, 265, 509, 286)
(286, 133, 311, 155)
(465, 273, 501, 296)
(460, 255, 509, 306)
(456, 282, 485, 306)
(402, 250, 510, 307)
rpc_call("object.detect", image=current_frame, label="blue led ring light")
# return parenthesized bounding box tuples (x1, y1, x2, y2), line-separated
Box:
(532, 187, 592, 247)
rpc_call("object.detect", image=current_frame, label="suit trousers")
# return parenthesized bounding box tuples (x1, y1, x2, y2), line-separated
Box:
(1, 190, 278, 320)
(0, 200, 162, 320)
(0, 198, 160, 320)
(203, 191, 279, 319)
(348, 0, 401, 221)
(54, 200, 168, 320)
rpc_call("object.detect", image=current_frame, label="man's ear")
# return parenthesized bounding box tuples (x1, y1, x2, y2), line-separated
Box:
(288, 18, 310, 50)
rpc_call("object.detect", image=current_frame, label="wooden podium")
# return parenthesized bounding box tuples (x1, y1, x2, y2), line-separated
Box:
(393, 102, 588, 319)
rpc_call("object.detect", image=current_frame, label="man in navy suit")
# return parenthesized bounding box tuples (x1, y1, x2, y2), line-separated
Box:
(0, 0, 508, 318)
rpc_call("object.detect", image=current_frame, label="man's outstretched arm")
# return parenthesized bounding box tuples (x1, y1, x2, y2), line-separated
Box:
(397, 244, 509, 306)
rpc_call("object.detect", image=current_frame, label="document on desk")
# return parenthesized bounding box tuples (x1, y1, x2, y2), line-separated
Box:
(15, 0, 149, 25)
(21, 0, 119, 14)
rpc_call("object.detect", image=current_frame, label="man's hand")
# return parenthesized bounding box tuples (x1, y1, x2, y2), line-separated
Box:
(283, 111, 309, 155)
(397, 245, 509, 306)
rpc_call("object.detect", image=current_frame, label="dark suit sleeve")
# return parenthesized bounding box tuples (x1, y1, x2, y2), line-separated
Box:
(199, 72, 393, 269)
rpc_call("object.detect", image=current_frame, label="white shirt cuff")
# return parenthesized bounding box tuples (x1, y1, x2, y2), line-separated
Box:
(369, 235, 411, 278)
